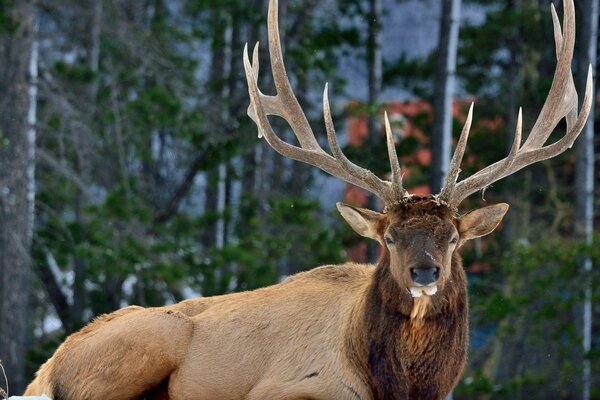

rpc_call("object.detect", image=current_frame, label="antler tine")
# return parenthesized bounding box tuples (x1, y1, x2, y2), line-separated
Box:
(550, 2, 578, 132)
(522, 0, 577, 151)
(384, 111, 407, 198)
(551, 3, 562, 60)
(244, 0, 398, 205)
(244, 43, 304, 155)
(246, 43, 263, 137)
(444, 0, 593, 208)
(445, 107, 523, 206)
(438, 103, 473, 203)
(525, 64, 593, 158)
(323, 86, 395, 203)
(509, 107, 523, 159)
(266, 0, 320, 150)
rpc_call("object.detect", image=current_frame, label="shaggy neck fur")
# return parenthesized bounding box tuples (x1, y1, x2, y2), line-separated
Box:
(347, 251, 469, 400)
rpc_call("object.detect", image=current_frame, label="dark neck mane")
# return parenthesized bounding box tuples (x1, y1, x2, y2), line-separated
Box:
(348, 252, 468, 400)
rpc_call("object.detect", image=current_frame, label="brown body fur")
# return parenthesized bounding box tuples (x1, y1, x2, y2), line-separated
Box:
(26, 199, 476, 400)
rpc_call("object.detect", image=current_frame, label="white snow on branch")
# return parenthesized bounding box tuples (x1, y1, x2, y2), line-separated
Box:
(44, 250, 73, 306)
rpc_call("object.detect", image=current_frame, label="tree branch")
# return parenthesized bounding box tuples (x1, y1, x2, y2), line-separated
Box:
(33, 248, 71, 331)
(37, 149, 94, 199)
(153, 150, 207, 224)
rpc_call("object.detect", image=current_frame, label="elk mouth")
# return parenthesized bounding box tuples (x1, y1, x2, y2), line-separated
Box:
(409, 285, 438, 298)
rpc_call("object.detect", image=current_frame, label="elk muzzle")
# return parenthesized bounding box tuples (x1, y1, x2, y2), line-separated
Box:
(408, 263, 440, 298)
(411, 265, 439, 286)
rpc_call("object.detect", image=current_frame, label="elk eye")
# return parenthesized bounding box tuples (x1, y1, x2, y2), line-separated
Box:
(384, 236, 394, 245)
(450, 237, 459, 244)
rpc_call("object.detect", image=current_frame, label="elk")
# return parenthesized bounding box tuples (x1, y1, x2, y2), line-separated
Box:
(25, 0, 592, 399)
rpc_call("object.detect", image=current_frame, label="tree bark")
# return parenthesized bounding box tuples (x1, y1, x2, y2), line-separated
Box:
(0, 0, 36, 393)
(501, 0, 521, 244)
(366, 0, 382, 262)
(202, 4, 227, 248)
(430, 0, 462, 193)
(574, 1, 598, 399)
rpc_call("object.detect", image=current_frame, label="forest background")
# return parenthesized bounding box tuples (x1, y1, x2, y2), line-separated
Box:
(0, 0, 599, 399)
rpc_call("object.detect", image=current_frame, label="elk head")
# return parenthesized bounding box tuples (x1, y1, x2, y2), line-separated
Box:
(336, 198, 508, 298)
(244, 0, 592, 301)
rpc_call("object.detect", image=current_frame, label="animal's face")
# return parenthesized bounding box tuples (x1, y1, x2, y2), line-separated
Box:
(383, 211, 458, 297)
(337, 197, 508, 297)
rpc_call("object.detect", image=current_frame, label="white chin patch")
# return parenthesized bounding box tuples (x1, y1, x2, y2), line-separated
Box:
(409, 285, 438, 298)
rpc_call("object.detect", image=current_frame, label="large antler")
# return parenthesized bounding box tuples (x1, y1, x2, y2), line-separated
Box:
(243, 0, 407, 205)
(245, 0, 592, 210)
(438, 0, 593, 209)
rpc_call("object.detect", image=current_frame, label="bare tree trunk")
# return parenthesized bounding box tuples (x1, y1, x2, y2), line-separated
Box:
(216, 162, 227, 249)
(203, 5, 227, 248)
(224, 9, 242, 246)
(215, 10, 236, 250)
(501, 0, 521, 244)
(366, 0, 382, 262)
(0, 1, 36, 393)
(575, 2, 598, 399)
(430, 0, 461, 193)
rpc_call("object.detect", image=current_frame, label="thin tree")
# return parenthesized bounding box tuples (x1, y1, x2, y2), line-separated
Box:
(202, 4, 227, 250)
(0, 0, 37, 393)
(431, 0, 462, 193)
(366, 0, 382, 262)
(575, 1, 598, 399)
(501, 0, 521, 244)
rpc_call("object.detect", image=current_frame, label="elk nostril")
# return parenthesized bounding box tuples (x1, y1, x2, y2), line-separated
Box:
(410, 268, 418, 280)
(433, 267, 440, 279)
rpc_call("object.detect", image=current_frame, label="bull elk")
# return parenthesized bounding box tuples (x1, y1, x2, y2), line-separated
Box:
(25, 0, 592, 399)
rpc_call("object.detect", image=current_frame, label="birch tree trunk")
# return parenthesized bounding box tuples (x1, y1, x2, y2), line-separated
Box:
(366, 0, 382, 262)
(0, 0, 37, 394)
(430, 0, 462, 193)
(574, 1, 598, 399)
(203, 4, 227, 249)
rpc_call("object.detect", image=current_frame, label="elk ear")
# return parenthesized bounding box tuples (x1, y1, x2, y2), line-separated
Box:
(457, 203, 509, 240)
(336, 202, 384, 243)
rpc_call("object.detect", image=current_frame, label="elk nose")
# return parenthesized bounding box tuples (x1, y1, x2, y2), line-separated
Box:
(411, 266, 439, 285)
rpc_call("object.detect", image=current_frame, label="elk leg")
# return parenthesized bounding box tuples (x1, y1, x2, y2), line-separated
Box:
(25, 307, 193, 400)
